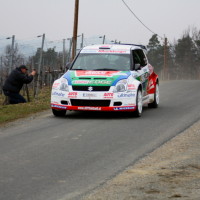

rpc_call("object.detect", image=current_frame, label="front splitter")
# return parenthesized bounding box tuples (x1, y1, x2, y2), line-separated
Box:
(51, 104, 136, 112)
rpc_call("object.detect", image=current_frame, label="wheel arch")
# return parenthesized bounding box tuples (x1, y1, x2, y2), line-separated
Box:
(138, 84, 142, 92)
(156, 77, 159, 85)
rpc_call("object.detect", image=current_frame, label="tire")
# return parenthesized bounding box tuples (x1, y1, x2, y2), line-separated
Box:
(148, 83, 159, 108)
(133, 89, 142, 117)
(52, 109, 66, 117)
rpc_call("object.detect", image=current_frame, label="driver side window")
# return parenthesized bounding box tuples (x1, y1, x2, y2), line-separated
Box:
(132, 49, 147, 68)
(133, 51, 141, 65)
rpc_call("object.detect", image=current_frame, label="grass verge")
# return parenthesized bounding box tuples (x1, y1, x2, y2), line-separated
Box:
(0, 87, 51, 126)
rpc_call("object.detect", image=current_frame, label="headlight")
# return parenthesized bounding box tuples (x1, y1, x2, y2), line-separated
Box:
(60, 78, 69, 91)
(114, 79, 127, 92)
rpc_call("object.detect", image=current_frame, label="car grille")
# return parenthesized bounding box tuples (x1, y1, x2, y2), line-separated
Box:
(71, 99, 111, 107)
(72, 86, 110, 91)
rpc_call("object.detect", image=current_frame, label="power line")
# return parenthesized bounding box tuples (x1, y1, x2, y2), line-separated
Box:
(121, 0, 163, 40)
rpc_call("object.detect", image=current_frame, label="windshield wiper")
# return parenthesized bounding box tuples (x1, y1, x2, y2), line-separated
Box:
(71, 69, 85, 70)
(93, 68, 118, 71)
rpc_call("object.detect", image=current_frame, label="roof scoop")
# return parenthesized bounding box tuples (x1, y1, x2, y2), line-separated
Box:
(99, 46, 111, 49)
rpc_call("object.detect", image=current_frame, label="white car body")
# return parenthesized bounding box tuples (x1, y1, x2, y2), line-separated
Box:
(51, 44, 159, 116)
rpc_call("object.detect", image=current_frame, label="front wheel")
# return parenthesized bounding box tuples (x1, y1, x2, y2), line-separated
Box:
(148, 83, 159, 108)
(52, 109, 66, 117)
(133, 89, 142, 117)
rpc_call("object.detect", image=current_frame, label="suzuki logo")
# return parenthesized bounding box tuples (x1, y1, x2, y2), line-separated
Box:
(88, 86, 93, 91)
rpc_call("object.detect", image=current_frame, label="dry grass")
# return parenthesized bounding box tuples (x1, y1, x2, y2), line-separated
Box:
(0, 87, 51, 125)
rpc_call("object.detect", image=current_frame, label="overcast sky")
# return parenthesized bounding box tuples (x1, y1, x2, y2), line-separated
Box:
(0, 0, 200, 45)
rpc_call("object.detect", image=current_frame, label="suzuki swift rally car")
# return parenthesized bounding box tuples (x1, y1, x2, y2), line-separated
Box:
(51, 44, 159, 117)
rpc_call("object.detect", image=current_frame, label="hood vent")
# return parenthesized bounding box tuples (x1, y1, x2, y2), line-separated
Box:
(78, 77, 91, 79)
(93, 78, 107, 80)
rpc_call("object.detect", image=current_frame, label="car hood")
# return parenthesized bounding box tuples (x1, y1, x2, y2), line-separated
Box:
(63, 70, 131, 86)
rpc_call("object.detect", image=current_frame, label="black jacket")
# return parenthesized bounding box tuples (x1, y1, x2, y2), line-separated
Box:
(3, 67, 33, 93)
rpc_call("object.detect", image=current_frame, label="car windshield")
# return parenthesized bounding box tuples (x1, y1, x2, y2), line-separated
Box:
(71, 53, 130, 71)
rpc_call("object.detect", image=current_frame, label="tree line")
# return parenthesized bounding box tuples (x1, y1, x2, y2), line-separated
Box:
(147, 27, 200, 80)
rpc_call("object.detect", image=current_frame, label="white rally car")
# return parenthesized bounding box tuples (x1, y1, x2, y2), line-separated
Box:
(51, 44, 159, 117)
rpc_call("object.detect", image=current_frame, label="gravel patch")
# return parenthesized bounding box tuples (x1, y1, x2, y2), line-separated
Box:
(83, 119, 200, 200)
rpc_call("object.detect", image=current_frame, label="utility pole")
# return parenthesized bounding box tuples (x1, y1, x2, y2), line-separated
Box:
(35, 33, 45, 98)
(10, 35, 15, 73)
(7, 35, 15, 74)
(163, 37, 168, 80)
(99, 35, 106, 44)
(81, 33, 84, 49)
(0, 56, 3, 94)
(102, 35, 105, 44)
(71, 0, 79, 61)
(62, 39, 66, 72)
(67, 38, 73, 63)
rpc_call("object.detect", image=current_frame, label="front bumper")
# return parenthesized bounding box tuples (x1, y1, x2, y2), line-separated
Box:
(51, 90, 137, 112)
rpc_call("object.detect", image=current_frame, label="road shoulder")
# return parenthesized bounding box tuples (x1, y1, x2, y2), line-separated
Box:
(0, 109, 51, 129)
(83, 119, 200, 200)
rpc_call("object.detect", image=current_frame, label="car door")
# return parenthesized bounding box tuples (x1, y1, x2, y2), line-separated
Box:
(132, 49, 150, 97)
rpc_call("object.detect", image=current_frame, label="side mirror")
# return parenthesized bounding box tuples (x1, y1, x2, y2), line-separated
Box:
(65, 62, 71, 71)
(135, 63, 141, 70)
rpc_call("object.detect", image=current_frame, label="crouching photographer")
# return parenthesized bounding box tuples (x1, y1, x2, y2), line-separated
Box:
(3, 65, 36, 104)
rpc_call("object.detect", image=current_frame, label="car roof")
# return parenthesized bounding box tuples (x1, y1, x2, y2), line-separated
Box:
(81, 44, 146, 54)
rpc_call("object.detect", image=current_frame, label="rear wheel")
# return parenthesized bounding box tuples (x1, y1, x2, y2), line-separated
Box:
(133, 89, 142, 117)
(52, 109, 66, 117)
(148, 83, 159, 108)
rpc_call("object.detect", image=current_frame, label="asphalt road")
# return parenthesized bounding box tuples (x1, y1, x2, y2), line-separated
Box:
(0, 80, 200, 200)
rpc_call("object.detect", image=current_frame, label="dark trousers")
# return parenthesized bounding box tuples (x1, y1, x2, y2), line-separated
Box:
(3, 90, 26, 104)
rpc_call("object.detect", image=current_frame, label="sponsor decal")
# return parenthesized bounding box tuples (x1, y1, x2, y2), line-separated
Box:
(52, 91, 65, 97)
(68, 92, 78, 98)
(148, 85, 154, 90)
(104, 93, 114, 99)
(94, 80, 112, 84)
(78, 107, 101, 111)
(113, 72, 127, 76)
(72, 80, 112, 85)
(114, 107, 135, 110)
(80, 48, 129, 54)
(51, 101, 59, 104)
(83, 93, 97, 98)
(117, 93, 135, 98)
(73, 80, 90, 84)
(124, 103, 136, 106)
(80, 50, 98, 53)
(127, 84, 136, 90)
(98, 50, 128, 54)
(75, 71, 119, 77)
(147, 79, 155, 90)
(52, 82, 60, 88)
(51, 104, 66, 109)
(85, 71, 107, 75)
